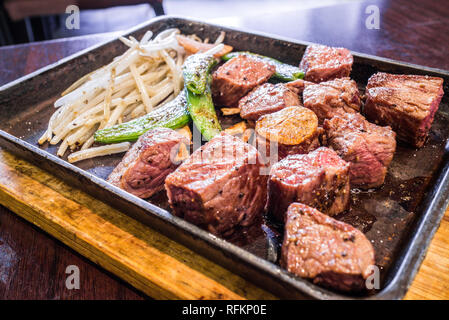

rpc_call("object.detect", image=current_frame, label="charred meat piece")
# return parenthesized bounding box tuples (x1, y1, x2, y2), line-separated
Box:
(255, 106, 320, 162)
(107, 128, 189, 199)
(323, 113, 396, 189)
(165, 132, 267, 235)
(364, 72, 444, 147)
(299, 45, 353, 83)
(303, 77, 361, 123)
(281, 203, 375, 292)
(268, 147, 350, 221)
(212, 55, 275, 107)
(239, 83, 301, 124)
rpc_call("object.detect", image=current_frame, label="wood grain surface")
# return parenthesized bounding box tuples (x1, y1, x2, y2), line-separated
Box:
(0, 0, 448, 299)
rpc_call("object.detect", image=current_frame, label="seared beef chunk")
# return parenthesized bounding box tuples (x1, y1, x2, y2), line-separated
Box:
(299, 45, 353, 83)
(323, 113, 396, 189)
(212, 55, 275, 107)
(268, 147, 350, 221)
(255, 106, 320, 162)
(364, 72, 444, 148)
(165, 132, 267, 235)
(281, 203, 375, 292)
(239, 83, 300, 123)
(303, 77, 361, 123)
(108, 128, 188, 199)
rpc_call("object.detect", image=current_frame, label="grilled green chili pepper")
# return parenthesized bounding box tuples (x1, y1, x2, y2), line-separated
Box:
(94, 91, 190, 143)
(183, 53, 217, 94)
(222, 51, 304, 82)
(183, 54, 221, 141)
(185, 86, 221, 141)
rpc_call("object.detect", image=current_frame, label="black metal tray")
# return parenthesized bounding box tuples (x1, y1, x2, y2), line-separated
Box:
(1, 16, 449, 300)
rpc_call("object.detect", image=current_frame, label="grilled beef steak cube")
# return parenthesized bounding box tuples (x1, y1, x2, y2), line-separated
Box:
(364, 72, 444, 147)
(303, 77, 361, 123)
(107, 128, 189, 199)
(323, 113, 396, 189)
(281, 203, 375, 292)
(255, 106, 321, 163)
(165, 132, 267, 235)
(268, 147, 350, 221)
(212, 55, 275, 107)
(299, 45, 353, 83)
(239, 83, 301, 124)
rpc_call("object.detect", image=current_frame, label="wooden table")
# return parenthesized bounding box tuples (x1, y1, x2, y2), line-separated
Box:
(1, 0, 448, 299)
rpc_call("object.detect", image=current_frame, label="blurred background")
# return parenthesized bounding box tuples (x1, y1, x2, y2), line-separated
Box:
(0, 0, 357, 46)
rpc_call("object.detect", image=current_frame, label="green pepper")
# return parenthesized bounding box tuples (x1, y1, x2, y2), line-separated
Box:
(222, 51, 304, 82)
(183, 54, 222, 141)
(185, 86, 221, 141)
(94, 91, 190, 143)
(183, 53, 217, 95)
